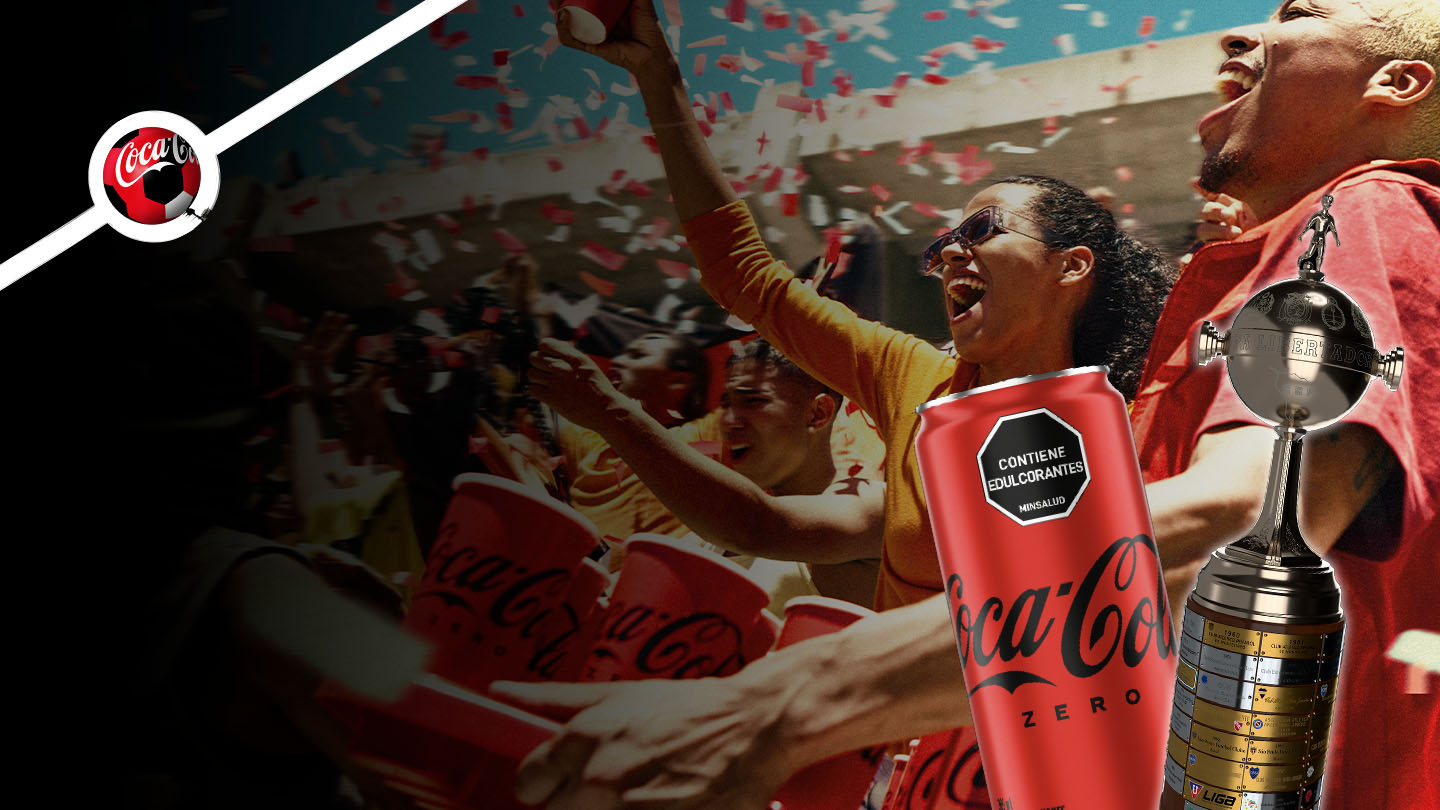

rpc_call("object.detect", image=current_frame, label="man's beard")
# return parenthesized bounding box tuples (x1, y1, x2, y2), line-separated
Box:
(1198, 150, 1247, 196)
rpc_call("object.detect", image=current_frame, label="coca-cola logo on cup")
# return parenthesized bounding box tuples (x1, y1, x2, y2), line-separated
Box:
(587, 602, 747, 680)
(947, 534, 1173, 695)
(413, 534, 574, 676)
(101, 127, 202, 225)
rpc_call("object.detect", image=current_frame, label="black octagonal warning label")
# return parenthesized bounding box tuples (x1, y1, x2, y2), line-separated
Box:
(976, 408, 1089, 526)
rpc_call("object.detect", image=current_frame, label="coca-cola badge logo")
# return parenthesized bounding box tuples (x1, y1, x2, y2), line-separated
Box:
(102, 128, 201, 224)
(88, 111, 220, 243)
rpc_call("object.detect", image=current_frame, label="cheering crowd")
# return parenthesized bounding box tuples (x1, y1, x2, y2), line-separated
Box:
(75, 1, 1439, 809)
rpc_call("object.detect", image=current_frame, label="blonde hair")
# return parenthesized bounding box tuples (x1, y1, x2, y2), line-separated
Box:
(1360, 0, 1440, 158)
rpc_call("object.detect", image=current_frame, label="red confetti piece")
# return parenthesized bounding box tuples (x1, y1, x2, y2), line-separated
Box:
(776, 94, 814, 113)
(797, 11, 820, 34)
(609, 169, 627, 183)
(911, 202, 944, 218)
(763, 167, 785, 193)
(493, 49, 509, 66)
(719, 91, 736, 112)
(657, 259, 692, 279)
(781, 193, 799, 217)
(492, 229, 527, 253)
(922, 73, 949, 85)
(1137, 15, 1156, 37)
(579, 241, 628, 271)
(542, 202, 575, 224)
(870, 184, 892, 203)
(377, 0, 394, 12)
(1043, 116, 1060, 136)
(874, 94, 896, 108)
(573, 116, 591, 139)
(1122, 203, 1136, 214)
(694, 53, 706, 75)
(286, 196, 319, 217)
(824, 229, 843, 265)
(923, 10, 947, 21)
(726, 0, 745, 23)
(455, 74, 500, 90)
(1115, 166, 1135, 182)
(662, 0, 683, 26)
(801, 61, 816, 87)
(971, 35, 1006, 53)
(579, 271, 616, 297)
(435, 213, 461, 234)
(440, 31, 469, 50)
(512, 4, 524, 16)
(546, 157, 564, 172)
(472, 146, 489, 161)
(763, 10, 790, 30)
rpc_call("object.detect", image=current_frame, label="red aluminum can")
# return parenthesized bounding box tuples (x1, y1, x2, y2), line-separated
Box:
(915, 367, 1175, 810)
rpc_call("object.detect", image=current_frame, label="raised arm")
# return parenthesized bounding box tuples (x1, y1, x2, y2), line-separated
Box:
(527, 339, 884, 564)
(556, 2, 950, 428)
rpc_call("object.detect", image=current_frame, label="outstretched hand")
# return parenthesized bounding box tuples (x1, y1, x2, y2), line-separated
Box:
(526, 338, 628, 432)
(492, 677, 795, 810)
(555, 0, 676, 83)
(294, 311, 357, 399)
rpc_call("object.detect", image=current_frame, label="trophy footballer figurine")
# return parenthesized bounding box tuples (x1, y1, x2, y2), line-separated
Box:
(1159, 195, 1404, 810)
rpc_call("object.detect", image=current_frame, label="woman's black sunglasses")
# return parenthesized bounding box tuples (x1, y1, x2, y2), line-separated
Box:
(920, 206, 1068, 276)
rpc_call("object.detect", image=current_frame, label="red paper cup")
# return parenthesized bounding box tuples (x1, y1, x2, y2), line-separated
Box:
(927, 726, 989, 810)
(894, 731, 959, 810)
(559, 0, 631, 44)
(880, 754, 912, 810)
(769, 596, 883, 810)
(744, 609, 783, 661)
(581, 534, 769, 681)
(528, 557, 611, 681)
(405, 474, 600, 692)
(343, 674, 560, 808)
(775, 595, 877, 648)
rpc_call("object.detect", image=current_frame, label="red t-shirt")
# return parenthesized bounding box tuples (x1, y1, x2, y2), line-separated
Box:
(1130, 160, 1440, 809)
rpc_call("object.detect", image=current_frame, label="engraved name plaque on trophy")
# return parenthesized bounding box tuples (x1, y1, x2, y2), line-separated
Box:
(1158, 194, 1404, 810)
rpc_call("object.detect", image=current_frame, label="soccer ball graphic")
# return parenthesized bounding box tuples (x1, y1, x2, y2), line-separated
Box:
(101, 127, 201, 224)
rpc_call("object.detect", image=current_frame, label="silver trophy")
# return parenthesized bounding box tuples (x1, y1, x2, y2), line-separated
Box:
(1160, 195, 1404, 810)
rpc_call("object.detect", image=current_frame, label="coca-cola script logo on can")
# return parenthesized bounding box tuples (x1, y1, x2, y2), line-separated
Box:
(102, 128, 201, 224)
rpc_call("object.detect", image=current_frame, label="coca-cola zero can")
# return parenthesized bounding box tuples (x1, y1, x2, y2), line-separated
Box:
(915, 366, 1175, 809)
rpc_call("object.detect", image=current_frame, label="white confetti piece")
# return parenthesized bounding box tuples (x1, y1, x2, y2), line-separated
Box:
(807, 195, 830, 227)
(865, 44, 898, 63)
(986, 141, 1039, 154)
(1173, 9, 1194, 32)
(653, 293, 683, 322)
(547, 225, 571, 242)
(413, 229, 443, 264)
(552, 293, 601, 328)
(1060, 3, 1089, 9)
(1042, 126, 1073, 147)
(1089, 10, 1108, 27)
(453, 54, 477, 67)
(663, 276, 689, 290)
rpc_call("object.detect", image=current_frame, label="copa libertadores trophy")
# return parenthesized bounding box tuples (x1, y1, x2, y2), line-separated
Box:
(1159, 194, 1404, 810)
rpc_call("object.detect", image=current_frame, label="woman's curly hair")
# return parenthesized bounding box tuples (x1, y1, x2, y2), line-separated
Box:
(993, 175, 1176, 400)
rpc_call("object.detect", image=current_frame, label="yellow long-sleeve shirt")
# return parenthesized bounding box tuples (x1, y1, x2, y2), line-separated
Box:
(685, 200, 975, 610)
